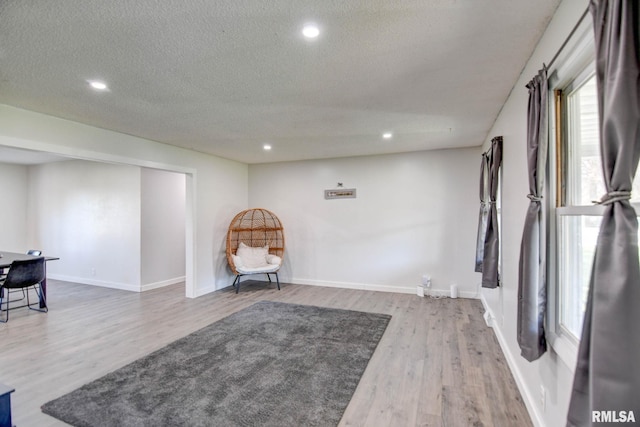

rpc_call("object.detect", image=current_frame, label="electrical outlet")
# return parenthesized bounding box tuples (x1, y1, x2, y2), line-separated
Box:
(421, 274, 431, 287)
(91, 268, 96, 276)
(483, 311, 493, 327)
(540, 385, 546, 412)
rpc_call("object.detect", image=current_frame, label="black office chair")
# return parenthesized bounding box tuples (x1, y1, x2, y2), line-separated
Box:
(0, 257, 47, 323)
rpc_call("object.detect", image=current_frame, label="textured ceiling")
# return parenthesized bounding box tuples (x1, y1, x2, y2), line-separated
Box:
(0, 0, 561, 164)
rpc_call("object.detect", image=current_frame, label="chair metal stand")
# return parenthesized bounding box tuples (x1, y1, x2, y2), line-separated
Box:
(0, 285, 47, 323)
(232, 272, 280, 294)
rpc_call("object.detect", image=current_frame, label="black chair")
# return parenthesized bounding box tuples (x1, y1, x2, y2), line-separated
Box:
(0, 257, 47, 323)
(1, 250, 44, 298)
(0, 250, 41, 277)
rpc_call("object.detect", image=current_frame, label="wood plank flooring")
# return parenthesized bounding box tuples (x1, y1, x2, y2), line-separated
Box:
(0, 280, 531, 426)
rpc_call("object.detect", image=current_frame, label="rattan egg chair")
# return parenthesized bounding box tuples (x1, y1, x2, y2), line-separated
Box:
(226, 208, 285, 293)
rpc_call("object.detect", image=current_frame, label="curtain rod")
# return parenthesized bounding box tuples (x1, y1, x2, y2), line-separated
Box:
(546, 7, 590, 70)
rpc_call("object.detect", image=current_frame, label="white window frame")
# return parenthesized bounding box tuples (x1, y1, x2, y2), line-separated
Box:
(547, 18, 640, 370)
(546, 16, 596, 371)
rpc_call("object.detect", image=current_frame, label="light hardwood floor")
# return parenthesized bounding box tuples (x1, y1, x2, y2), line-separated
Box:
(0, 280, 532, 427)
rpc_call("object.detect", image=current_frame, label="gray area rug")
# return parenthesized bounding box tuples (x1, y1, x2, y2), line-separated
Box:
(42, 301, 391, 426)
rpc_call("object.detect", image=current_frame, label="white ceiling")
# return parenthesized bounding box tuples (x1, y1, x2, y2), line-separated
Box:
(0, 0, 561, 164)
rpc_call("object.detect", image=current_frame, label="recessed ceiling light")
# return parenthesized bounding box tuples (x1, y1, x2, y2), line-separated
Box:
(302, 23, 320, 39)
(87, 80, 108, 91)
(382, 132, 393, 139)
(263, 144, 272, 151)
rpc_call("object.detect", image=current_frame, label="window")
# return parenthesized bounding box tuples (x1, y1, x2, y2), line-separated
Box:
(544, 18, 604, 366)
(555, 70, 601, 340)
(549, 23, 640, 363)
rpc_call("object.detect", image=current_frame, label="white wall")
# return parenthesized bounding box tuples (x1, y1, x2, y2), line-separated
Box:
(479, 1, 589, 426)
(29, 160, 143, 290)
(141, 167, 186, 289)
(0, 163, 29, 252)
(0, 104, 249, 297)
(249, 147, 481, 295)
(9, 161, 186, 292)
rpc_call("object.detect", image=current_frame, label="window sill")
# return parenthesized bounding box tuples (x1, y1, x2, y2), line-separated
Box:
(547, 330, 578, 372)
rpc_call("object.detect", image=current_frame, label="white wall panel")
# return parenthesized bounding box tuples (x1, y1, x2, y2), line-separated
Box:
(249, 148, 481, 296)
(141, 167, 186, 288)
(29, 160, 142, 290)
(0, 163, 29, 252)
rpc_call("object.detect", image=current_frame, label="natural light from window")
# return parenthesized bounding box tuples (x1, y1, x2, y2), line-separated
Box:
(557, 74, 640, 340)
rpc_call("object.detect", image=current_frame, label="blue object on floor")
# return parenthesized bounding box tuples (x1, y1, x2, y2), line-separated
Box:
(0, 382, 15, 427)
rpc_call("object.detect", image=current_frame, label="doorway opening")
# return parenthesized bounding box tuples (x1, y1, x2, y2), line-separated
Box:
(0, 144, 195, 297)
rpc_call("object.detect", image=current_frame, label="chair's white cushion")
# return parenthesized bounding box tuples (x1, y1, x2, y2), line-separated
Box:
(266, 254, 282, 265)
(234, 243, 282, 275)
(235, 263, 280, 275)
(231, 254, 244, 269)
(236, 242, 269, 268)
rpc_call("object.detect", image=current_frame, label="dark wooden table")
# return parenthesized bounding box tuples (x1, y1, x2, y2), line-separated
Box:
(0, 252, 59, 309)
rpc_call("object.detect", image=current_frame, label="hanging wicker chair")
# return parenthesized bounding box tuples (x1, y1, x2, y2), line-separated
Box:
(226, 208, 285, 293)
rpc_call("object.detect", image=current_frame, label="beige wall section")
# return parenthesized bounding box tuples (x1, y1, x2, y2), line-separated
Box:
(479, 1, 590, 426)
(0, 104, 249, 297)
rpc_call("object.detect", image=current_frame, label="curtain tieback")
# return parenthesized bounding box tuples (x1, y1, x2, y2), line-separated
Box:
(594, 191, 632, 205)
(527, 194, 543, 202)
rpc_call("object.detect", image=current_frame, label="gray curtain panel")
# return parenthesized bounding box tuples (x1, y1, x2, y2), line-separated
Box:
(517, 68, 548, 362)
(475, 153, 490, 272)
(481, 136, 502, 288)
(567, 1, 640, 425)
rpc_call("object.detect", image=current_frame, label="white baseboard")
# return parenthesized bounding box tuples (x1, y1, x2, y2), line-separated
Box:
(48, 274, 186, 293)
(291, 278, 416, 294)
(480, 294, 545, 427)
(140, 276, 185, 292)
(424, 288, 479, 299)
(48, 274, 141, 292)
(193, 283, 218, 298)
(291, 278, 479, 299)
